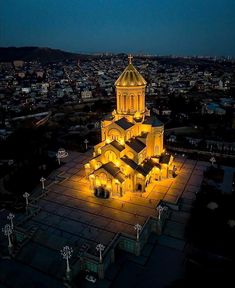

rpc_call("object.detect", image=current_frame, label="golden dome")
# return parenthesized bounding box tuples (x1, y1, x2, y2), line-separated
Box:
(115, 55, 147, 87)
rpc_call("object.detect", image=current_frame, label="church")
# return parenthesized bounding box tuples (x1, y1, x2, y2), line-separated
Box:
(85, 56, 174, 198)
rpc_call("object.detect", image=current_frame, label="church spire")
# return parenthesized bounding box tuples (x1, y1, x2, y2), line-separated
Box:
(115, 54, 147, 116)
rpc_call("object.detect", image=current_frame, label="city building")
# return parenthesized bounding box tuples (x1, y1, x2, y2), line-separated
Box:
(85, 56, 174, 197)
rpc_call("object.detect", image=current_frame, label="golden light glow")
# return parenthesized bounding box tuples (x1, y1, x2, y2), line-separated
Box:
(134, 111, 141, 119)
(84, 56, 173, 197)
(119, 139, 125, 145)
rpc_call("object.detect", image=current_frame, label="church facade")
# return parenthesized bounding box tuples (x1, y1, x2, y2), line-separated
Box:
(85, 56, 173, 198)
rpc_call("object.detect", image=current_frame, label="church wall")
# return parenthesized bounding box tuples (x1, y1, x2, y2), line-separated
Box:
(138, 123, 152, 135)
(116, 86, 146, 115)
(100, 145, 125, 164)
(146, 132, 155, 157)
(84, 57, 173, 197)
(94, 141, 106, 156)
(134, 173, 145, 192)
(125, 146, 138, 163)
(153, 127, 164, 156)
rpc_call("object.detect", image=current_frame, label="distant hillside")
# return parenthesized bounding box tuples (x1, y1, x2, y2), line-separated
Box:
(0, 47, 81, 63)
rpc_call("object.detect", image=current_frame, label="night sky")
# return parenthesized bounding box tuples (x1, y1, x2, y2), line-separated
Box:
(1, 0, 235, 56)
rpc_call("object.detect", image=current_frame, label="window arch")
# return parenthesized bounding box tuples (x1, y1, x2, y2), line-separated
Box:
(130, 94, 134, 111)
(98, 172, 107, 185)
(123, 94, 127, 112)
(108, 128, 121, 141)
(105, 150, 117, 163)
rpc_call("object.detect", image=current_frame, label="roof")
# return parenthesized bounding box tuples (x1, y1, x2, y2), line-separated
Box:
(115, 60, 147, 87)
(115, 117, 134, 130)
(121, 156, 139, 170)
(121, 156, 146, 176)
(143, 116, 163, 127)
(121, 157, 160, 177)
(98, 162, 126, 183)
(110, 140, 125, 152)
(140, 159, 161, 176)
(126, 138, 146, 153)
(160, 154, 172, 164)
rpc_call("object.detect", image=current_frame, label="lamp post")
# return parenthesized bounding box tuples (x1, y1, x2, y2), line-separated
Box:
(40, 177, 46, 190)
(2, 224, 13, 248)
(156, 205, 168, 220)
(56, 148, 68, 165)
(210, 156, 216, 166)
(7, 213, 15, 230)
(23, 192, 30, 211)
(84, 139, 89, 151)
(96, 243, 105, 263)
(61, 246, 73, 276)
(134, 223, 142, 241)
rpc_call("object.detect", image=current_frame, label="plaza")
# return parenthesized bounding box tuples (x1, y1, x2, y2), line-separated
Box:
(0, 150, 211, 286)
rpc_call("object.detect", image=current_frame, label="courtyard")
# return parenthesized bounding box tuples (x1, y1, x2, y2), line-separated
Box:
(0, 151, 210, 286)
(23, 151, 208, 254)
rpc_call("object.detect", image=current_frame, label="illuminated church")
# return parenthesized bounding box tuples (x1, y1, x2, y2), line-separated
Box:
(85, 56, 173, 198)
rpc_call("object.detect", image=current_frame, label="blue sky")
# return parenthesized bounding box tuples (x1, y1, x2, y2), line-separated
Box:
(1, 0, 235, 56)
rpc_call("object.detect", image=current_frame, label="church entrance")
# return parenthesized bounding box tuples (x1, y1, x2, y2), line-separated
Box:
(94, 187, 110, 199)
(136, 184, 142, 191)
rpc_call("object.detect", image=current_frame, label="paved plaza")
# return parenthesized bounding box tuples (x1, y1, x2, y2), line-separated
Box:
(24, 152, 209, 253)
(0, 151, 211, 286)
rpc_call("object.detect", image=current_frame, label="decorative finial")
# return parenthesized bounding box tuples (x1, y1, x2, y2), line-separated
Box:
(128, 54, 133, 64)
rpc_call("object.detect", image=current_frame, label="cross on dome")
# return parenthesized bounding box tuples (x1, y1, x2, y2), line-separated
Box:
(128, 54, 133, 64)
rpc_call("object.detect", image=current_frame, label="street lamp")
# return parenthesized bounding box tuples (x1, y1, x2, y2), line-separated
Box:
(134, 223, 142, 241)
(56, 148, 68, 165)
(23, 192, 30, 209)
(96, 243, 105, 263)
(210, 157, 216, 166)
(40, 177, 46, 190)
(84, 139, 89, 150)
(60, 246, 73, 275)
(2, 224, 13, 248)
(7, 213, 15, 230)
(156, 205, 168, 220)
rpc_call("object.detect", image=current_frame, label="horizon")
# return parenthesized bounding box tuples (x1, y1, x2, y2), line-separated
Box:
(0, 46, 234, 59)
(1, 0, 235, 57)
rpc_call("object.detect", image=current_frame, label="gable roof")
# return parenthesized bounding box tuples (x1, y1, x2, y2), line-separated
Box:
(159, 154, 172, 164)
(110, 140, 125, 152)
(126, 138, 146, 153)
(143, 116, 163, 127)
(121, 156, 139, 170)
(115, 117, 134, 130)
(121, 156, 161, 177)
(96, 162, 126, 183)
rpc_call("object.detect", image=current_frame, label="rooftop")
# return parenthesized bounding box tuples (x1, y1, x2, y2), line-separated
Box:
(126, 138, 146, 153)
(115, 117, 134, 130)
(110, 140, 125, 152)
(143, 116, 163, 127)
(115, 57, 147, 87)
(100, 162, 126, 183)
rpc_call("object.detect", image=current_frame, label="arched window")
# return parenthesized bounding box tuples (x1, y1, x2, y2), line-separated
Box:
(118, 94, 121, 111)
(99, 172, 107, 186)
(105, 150, 117, 163)
(108, 128, 121, 141)
(123, 94, 126, 112)
(130, 95, 134, 111)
